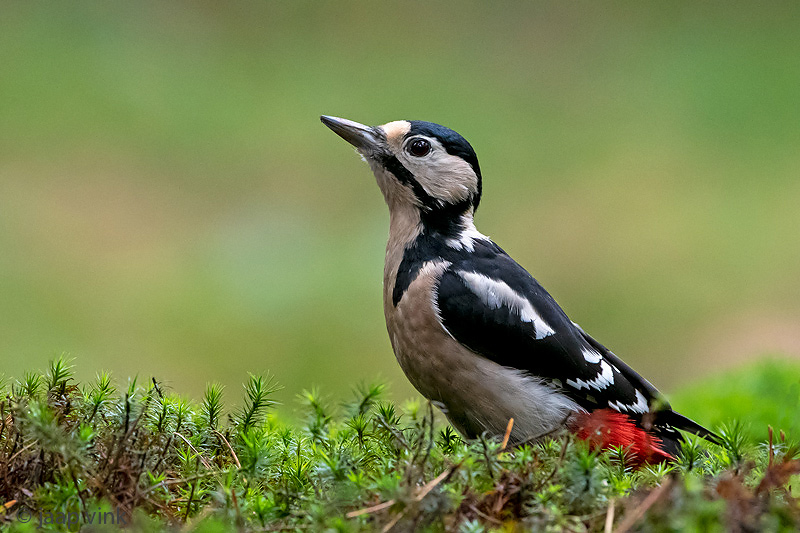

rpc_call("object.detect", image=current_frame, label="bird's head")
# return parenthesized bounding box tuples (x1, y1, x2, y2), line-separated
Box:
(321, 116, 482, 234)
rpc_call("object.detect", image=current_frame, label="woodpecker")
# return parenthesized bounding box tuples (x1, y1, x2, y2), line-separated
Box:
(321, 115, 718, 463)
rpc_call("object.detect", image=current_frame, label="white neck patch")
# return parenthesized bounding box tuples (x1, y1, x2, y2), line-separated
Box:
(445, 217, 488, 252)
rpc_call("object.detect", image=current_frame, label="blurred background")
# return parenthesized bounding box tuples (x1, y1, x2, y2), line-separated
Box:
(2, 1, 799, 418)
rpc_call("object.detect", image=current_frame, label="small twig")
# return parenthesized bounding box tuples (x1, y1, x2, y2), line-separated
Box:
(415, 460, 461, 501)
(213, 430, 241, 469)
(500, 418, 514, 453)
(381, 512, 403, 533)
(231, 488, 243, 528)
(375, 417, 411, 451)
(388, 461, 463, 531)
(604, 498, 615, 533)
(346, 461, 462, 523)
(142, 471, 219, 495)
(468, 504, 503, 525)
(346, 499, 396, 518)
(7, 441, 36, 463)
(615, 477, 673, 533)
(173, 432, 213, 470)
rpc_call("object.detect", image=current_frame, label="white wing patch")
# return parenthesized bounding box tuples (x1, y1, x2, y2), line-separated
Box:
(566, 360, 615, 391)
(581, 347, 602, 363)
(609, 389, 649, 414)
(458, 270, 555, 339)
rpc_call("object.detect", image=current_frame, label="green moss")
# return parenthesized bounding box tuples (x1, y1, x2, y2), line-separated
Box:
(0, 356, 798, 532)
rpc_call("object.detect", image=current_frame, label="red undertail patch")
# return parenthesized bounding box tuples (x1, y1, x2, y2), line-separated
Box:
(570, 409, 674, 466)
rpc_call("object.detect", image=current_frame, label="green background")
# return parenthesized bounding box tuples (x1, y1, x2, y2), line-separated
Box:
(2, 1, 799, 418)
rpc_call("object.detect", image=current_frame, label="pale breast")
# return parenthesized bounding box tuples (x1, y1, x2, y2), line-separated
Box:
(383, 259, 581, 443)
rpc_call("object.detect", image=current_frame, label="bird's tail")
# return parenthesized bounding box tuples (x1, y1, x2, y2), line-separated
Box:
(652, 410, 722, 458)
(657, 410, 721, 443)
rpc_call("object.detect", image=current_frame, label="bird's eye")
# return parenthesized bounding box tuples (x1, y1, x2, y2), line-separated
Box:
(407, 138, 431, 157)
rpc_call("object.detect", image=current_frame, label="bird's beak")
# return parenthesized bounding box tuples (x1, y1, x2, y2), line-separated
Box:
(320, 115, 385, 154)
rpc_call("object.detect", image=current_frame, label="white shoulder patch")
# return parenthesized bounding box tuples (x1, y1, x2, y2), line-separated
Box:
(419, 259, 451, 278)
(425, 259, 454, 336)
(457, 270, 555, 339)
(608, 389, 649, 414)
(444, 219, 489, 252)
(565, 360, 615, 391)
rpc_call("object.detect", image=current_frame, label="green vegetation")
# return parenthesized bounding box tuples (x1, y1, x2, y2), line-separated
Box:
(2, 2, 800, 403)
(1, 357, 799, 531)
(672, 358, 800, 444)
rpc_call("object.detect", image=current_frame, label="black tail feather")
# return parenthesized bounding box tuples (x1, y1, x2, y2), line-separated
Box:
(654, 410, 721, 458)
(663, 411, 721, 443)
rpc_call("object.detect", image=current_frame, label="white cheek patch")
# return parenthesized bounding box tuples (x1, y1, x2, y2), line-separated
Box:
(566, 360, 615, 391)
(396, 137, 478, 204)
(458, 271, 555, 339)
(413, 151, 477, 203)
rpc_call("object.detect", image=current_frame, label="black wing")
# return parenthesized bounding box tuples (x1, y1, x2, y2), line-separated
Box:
(435, 238, 668, 416)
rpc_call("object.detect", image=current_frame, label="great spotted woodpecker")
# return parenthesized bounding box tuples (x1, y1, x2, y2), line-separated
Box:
(321, 116, 718, 464)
